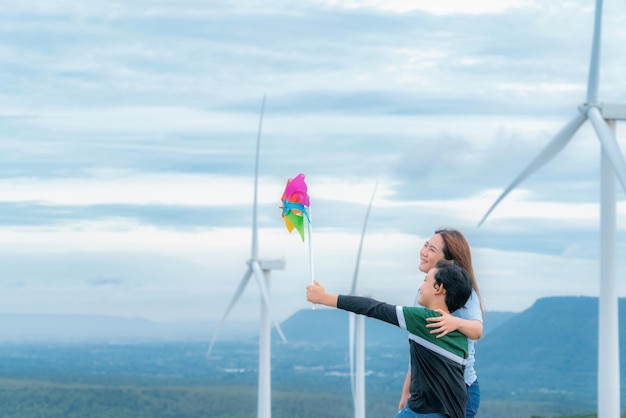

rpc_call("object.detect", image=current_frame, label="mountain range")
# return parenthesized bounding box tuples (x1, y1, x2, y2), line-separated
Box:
(0, 313, 258, 342)
(2, 296, 626, 410)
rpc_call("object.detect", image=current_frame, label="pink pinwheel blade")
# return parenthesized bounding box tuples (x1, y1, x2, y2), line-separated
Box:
(283, 173, 310, 207)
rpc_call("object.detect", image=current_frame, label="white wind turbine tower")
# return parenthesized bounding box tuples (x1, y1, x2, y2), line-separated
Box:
(478, 1, 626, 416)
(348, 183, 377, 418)
(207, 95, 287, 418)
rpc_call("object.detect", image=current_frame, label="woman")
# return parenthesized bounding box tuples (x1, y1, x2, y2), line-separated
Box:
(398, 228, 484, 418)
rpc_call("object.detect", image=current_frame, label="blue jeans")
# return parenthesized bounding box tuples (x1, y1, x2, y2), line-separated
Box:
(396, 380, 480, 418)
(394, 407, 446, 418)
(465, 380, 480, 418)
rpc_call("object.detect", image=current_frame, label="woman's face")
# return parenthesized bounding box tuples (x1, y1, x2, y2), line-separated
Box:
(419, 233, 445, 273)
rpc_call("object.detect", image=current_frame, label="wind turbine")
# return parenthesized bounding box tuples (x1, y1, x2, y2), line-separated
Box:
(207, 95, 287, 418)
(477, 1, 626, 416)
(348, 183, 377, 418)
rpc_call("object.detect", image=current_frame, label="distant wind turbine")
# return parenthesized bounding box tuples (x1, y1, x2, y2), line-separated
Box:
(477, 1, 626, 416)
(348, 183, 377, 418)
(207, 95, 287, 418)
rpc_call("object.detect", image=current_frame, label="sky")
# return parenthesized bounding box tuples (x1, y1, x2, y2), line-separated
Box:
(1, 0, 626, 327)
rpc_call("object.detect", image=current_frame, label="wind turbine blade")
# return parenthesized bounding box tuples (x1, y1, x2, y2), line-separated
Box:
(207, 266, 253, 357)
(587, 107, 626, 193)
(477, 112, 586, 227)
(349, 182, 378, 295)
(251, 95, 266, 260)
(251, 260, 287, 343)
(586, 0, 603, 103)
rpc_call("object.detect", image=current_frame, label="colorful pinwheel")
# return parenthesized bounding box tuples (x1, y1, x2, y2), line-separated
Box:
(280, 173, 311, 242)
(280, 173, 316, 293)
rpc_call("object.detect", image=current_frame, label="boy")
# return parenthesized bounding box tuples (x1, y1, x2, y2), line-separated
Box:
(306, 259, 472, 418)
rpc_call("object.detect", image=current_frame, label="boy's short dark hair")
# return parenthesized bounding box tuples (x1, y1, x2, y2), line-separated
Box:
(434, 259, 472, 313)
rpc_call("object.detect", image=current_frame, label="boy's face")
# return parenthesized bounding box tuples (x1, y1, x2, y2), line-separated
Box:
(417, 267, 439, 308)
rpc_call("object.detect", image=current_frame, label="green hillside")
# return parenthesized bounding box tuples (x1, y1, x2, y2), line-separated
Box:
(0, 379, 623, 418)
(1, 296, 626, 418)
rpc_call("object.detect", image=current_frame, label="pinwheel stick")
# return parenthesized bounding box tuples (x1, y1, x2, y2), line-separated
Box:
(307, 208, 315, 284)
(307, 207, 316, 310)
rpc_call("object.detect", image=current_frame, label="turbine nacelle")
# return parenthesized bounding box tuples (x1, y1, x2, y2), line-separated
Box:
(253, 258, 286, 270)
(577, 102, 626, 121)
(598, 103, 626, 120)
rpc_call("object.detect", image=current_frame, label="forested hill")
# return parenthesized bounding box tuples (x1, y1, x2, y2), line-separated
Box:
(476, 296, 626, 406)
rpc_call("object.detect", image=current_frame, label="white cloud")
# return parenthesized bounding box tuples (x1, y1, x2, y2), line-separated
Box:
(496, 82, 586, 94)
(0, 173, 282, 206)
(315, 0, 536, 15)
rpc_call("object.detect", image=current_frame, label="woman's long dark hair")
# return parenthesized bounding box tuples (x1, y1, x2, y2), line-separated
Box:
(436, 228, 484, 313)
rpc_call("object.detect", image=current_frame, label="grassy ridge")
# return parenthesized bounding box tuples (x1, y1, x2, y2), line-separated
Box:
(0, 379, 370, 418)
(0, 378, 622, 418)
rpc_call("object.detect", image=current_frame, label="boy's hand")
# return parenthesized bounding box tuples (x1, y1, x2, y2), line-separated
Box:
(306, 280, 325, 304)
